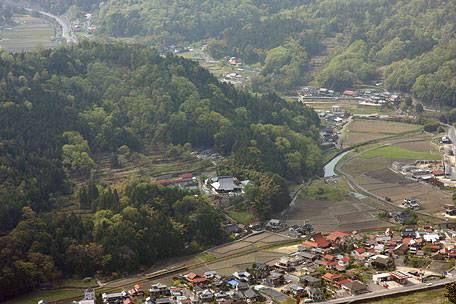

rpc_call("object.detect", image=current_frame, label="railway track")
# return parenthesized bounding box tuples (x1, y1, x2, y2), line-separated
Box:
(43, 238, 296, 303)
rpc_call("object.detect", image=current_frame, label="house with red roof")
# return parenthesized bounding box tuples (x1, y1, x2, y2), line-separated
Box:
(327, 234, 339, 243)
(351, 247, 366, 256)
(337, 257, 349, 271)
(128, 284, 144, 297)
(322, 273, 341, 283)
(302, 233, 330, 249)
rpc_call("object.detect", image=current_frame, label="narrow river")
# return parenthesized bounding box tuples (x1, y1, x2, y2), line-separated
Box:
(323, 151, 350, 178)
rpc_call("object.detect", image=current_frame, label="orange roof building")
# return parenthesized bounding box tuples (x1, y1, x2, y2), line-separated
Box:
(302, 233, 330, 248)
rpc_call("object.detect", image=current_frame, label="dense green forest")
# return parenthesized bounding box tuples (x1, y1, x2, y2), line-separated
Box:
(21, 0, 456, 103)
(67, 0, 456, 105)
(0, 41, 321, 300)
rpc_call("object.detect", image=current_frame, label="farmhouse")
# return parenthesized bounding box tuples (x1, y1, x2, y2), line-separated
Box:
(302, 233, 330, 249)
(444, 204, 456, 216)
(341, 280, 368, 295)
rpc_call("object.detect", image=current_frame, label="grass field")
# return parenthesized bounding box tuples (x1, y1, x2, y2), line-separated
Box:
(365, 288, 449, 304)
(4, 289, 83, 304)
(226, 210, 255, 225)
(298, 179, 348, 201)
(359, 145, 441, 160)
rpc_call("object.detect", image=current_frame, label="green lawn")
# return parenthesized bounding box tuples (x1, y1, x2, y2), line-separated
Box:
(359, 145, 441, 160)
(197, 252, 217, 262)
(4, 289, 83, 304)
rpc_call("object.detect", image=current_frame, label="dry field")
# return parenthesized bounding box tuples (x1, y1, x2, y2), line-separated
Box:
(343, 120, 421, 146)
(342, 139, 451, 215)
(362, 168, 452, 214)
(209, 232, 289, 257)
(284, 197, 392, 233)
(348, 120, 420, 133)
(393, 140, 433, 151)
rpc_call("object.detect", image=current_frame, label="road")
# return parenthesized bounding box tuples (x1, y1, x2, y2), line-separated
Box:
(325, 276, 456, 303)
(25, 8, 76, 44)
(333, 137, 449, 223)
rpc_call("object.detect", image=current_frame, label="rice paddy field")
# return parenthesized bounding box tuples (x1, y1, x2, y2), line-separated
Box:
(343, 119, 422, 146)
(0, 15, 58, 52)
(341, 138, 452, 215)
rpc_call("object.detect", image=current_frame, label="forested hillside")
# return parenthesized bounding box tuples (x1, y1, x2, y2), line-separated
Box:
(84, 0, 456, 105)
(0, 41, 321, 300)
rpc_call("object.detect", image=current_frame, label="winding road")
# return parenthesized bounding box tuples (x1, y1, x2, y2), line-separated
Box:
(24, 8, 76, 44)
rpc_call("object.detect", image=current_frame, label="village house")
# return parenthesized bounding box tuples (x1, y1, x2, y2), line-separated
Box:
(302, 233, 331, 249)
(444, 204, 456, 216)
(185, 272, 208, 286)
(150, 283, 169, 296)
(233, 271, 252, 283)
(265, 271, 285, 287)
(305, 287, 324, 301)
(243, 288, 261, 302)
(330, 231, 351, 243)
(266, 219, 286, 231)
(300, 275, 321, 287)
(337, 257, 350, 271)
(276, 257, 293, 272)
(102, 292, 128, 304)
(253, 263, 271, 278)
(207, 176, 243, 195)
(155, 298, 172, 304)
(322, 273, 341, 287)
(170, 287, 184, 298)
(128, 284, 144, 297)
(341, 280, 368, 295)
(287, 284, 306, 297)
(296, 251, 318, 262)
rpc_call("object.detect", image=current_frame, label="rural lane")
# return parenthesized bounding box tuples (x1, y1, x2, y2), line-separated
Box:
(333, 137, 449, 223)
(25, 8, 76, 44)
(325, 276, 456, 303)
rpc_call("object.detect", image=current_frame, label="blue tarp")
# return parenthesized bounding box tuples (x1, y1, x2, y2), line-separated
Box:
(228, 279, 240, 287)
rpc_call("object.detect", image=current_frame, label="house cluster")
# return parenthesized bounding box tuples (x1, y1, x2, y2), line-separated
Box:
(355, 90, 401, 106)
(392, 160, 445, 188)
(319, 125, 340, 150)
(104, 269, 279, 304)
(204, 176, 254, 196)
(300, 87, 336, 97)
(263, 226, 451, 300)
(299, 87, 401, 105)
(155, 173, 198, 191)
(163, 45, 188, 54)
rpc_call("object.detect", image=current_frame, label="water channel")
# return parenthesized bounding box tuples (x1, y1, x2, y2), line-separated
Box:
(323, 150, 350, 178)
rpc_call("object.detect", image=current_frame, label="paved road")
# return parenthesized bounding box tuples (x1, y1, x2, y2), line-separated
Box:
(25, 8, 76, 44)
(325, 276, 456, 303)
